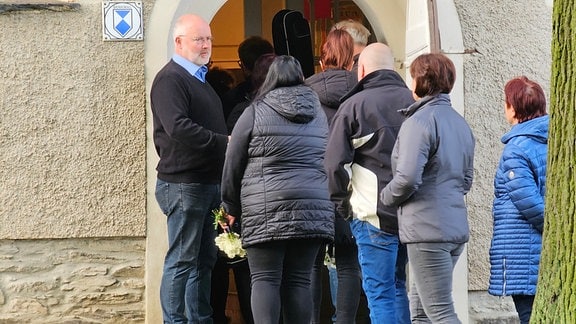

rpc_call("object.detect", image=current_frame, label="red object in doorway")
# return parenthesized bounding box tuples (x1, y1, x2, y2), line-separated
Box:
(303, 0, 332, 19)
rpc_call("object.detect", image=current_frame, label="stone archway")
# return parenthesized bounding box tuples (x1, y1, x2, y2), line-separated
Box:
(144, 1, 467, 322)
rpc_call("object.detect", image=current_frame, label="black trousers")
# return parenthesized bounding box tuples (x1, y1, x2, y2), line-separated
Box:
(512, 294, 534, 324)
(211, 254, 253, 324)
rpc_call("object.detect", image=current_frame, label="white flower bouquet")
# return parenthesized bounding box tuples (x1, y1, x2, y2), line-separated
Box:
(212, 207, 247, 259)
(215, 231, 246, 259)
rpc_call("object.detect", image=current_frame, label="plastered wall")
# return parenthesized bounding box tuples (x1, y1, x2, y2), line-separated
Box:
(0, 1, 152, 320)
(0, 0, 153, 239)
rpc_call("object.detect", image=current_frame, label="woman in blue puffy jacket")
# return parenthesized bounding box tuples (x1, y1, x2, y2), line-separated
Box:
(489, 76, 549, 324)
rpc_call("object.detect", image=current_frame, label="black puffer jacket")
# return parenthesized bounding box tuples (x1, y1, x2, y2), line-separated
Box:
(221, 85, 335, 248)
(305, 69, 357, 124)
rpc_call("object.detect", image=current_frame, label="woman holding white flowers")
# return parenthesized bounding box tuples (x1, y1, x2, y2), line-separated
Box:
(221, 55, 335, 324)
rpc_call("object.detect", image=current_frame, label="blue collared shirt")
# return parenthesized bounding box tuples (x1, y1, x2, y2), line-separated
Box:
(172, 54, 207, 83)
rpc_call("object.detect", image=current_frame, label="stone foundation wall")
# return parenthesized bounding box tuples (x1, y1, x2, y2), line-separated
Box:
(0, 236, 525, 323)
(0, 238, 145, 323)
(469, 291, 519, 324)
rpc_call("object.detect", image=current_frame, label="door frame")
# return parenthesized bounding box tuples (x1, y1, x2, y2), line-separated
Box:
(144, 1, 468, 322)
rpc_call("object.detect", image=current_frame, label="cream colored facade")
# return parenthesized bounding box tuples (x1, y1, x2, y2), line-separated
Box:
(0, 0, 552, 322)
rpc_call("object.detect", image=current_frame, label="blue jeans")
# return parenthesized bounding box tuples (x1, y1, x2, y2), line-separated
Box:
(246, 239, 321, 324)
(155, 179, 220, 324)
(327, 263, 338, 323)
(407, 242, 464, 324)
(351, 219, 410, 324)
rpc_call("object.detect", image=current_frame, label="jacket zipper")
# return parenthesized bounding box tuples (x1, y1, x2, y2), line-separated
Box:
(502, 257, 506, 296)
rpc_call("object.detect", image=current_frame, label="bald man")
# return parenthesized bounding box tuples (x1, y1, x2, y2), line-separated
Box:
(324, 43, 414, 324)
(151, 14, 228, 323)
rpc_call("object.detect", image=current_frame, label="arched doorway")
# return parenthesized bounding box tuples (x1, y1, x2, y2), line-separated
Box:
(145, 1, 467, 323)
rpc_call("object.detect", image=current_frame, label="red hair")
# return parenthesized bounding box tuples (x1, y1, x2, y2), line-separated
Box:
(320, 29, 354, 70)
(504, 76, 547, 123)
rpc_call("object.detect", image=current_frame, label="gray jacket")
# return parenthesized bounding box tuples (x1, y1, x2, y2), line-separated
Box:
(380, 94, 475, 243)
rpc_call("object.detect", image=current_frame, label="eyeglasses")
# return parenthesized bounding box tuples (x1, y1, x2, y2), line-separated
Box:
(178, 35, 214, 45)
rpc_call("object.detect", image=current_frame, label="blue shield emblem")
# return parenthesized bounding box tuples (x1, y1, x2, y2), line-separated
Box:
(113, 9, 132, 36)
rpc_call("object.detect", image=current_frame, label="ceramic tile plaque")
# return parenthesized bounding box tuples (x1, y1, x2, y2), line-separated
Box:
(102, 1, 143, 41)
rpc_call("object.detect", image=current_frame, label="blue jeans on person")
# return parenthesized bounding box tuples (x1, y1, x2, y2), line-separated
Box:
(351, 219, 410, 324)
(407, 242, 464, 324)
(327, 263, 338, 323)
(155, 179, 220, 324)
(246, 239, 321, 324)
(512, 295, 534, 324)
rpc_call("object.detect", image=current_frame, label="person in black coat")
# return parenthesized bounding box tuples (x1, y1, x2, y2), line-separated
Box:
(220, 56, 334, 324)
(324, 43, 414, 324)
(221, 36, 274, 121)
(226, 53, 276, 133)
(208, 53, 276, 324)
(305, 29, 368, 324)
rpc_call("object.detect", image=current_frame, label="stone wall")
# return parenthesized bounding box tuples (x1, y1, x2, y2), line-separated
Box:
(0, 238, 145, 323)
(468, 292, 519, 324)
(0, 1, 150, 320)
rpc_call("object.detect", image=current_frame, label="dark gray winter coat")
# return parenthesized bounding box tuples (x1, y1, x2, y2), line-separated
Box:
(221, 85, 335, 248)
(305, 68, 357, 125)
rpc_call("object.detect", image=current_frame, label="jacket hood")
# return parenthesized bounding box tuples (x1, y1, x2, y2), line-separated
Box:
(340, 69, 406, 103)
(399, 94, 451, 117)
(502, 114, 549, 144)
(305, 69, 356, 109)
(262, 85, 319, 123)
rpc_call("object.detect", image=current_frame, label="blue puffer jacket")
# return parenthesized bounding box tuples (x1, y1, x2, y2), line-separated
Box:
(489, 115, 548, 296)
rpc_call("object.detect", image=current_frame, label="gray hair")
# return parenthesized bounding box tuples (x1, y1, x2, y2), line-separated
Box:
(332, 19, 371, 46)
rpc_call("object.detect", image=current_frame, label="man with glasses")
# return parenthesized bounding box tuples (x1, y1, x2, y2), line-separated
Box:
(150, 14, 228, 323)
